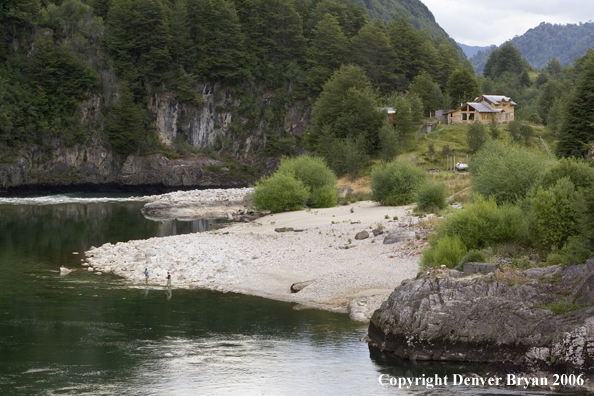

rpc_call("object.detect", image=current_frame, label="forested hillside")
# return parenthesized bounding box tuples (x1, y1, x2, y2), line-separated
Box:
(0, 0, 468, 176)
(353, 0, 464, 58)
(471, 22, 594, 72)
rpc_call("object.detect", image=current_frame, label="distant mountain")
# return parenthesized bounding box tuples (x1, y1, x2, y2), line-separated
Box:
(470, 22, 594, 73)
(458, 43, 490, 59)
(353, 0, 466, 59)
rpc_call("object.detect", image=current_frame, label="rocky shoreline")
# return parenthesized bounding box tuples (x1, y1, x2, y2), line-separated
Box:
(84, 199, 426, 321)
(137, 187, 257, 221)
(367, 261, 594, 390)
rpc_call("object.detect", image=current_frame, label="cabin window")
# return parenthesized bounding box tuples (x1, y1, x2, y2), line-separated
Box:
(506, 113, 510, 120)
(462, 113, 467, 120)
(469, 113, 475, 120)
(498, 113, 502, 120)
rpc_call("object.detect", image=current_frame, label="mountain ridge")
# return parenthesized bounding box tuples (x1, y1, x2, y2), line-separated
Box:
(469, 21, 594, 72)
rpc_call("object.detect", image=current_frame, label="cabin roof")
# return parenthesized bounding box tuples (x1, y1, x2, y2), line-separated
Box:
(477, 95, 518, 106)
(467, 102, 503, 113)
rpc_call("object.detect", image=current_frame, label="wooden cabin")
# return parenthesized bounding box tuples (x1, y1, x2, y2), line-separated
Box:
(446, 95, 516, 125)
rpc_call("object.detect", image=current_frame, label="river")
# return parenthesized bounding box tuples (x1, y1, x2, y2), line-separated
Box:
(0, 195, 559, 395)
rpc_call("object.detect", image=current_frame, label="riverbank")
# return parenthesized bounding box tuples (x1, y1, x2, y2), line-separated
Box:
(85, 200, 427, 320)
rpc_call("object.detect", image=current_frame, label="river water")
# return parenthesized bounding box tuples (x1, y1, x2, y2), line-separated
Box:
(0, 195, 560, 395)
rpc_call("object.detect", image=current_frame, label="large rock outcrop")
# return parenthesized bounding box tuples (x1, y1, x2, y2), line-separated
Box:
(0, 147, 249, 192)
(0, 83, 310, 192)
(368, 260, 594, 373)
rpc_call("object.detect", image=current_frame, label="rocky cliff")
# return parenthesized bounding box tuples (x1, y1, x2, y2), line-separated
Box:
(0, 83, 310, 193)
(368, 260, 594, 374)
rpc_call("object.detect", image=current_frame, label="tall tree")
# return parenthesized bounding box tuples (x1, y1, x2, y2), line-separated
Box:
(556, 51, 594, 158)
(306, 13, 350, 92)
(351, 22, 397, 93)
(447, 67, 481, 106)
(483, 42, 527, 80)
(234, 0, 306, 85)
(310, 65, 383, 153)
(306, 0, 367, 38)
(185, 0, 245, 81)
(105, 0, 171, 87)
(409, 72, 442, 115)
(387, 15, 439, 86)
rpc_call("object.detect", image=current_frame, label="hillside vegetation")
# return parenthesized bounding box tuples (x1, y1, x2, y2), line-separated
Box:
(471, 22, 594, 72)
(353, 0, 465, 59)
(0, 0, 468, 169)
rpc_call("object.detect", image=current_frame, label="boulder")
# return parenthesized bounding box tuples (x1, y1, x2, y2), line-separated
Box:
(355, 230, 369, 240)
(368, 259, 594, 373)
(290, 280, 314, 293)
(372, 228, 384, 236)
(348, 294, 390, 322)
(383, 231, 415, 244)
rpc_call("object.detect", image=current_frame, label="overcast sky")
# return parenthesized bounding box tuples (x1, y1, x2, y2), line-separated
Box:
(420, 0, 594, 47)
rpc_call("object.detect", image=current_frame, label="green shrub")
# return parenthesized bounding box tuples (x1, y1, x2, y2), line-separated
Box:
(545, 236, 592, 266)
(378, 119, 400, 161)
(421, 236, 467, 269)
(438, 195, 528, 250)
(467, 121, 488, 153)
(416, 182, 447, 212)
(470, 140, 551, 204)
(529, 178, 583, 251)
(538, 157, 594, 191)
(251, 172, 309, 213)
(309, 185, 338, 208)
(459, 249, 487, 266)
(276, 155, 337, 192)
(507, 120, 522, 141)
(321, 137, 368, 177)
(371, 161, 427, 206)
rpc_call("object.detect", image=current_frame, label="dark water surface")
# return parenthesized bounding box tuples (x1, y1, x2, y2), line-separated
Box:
(0, 195, 559, 395)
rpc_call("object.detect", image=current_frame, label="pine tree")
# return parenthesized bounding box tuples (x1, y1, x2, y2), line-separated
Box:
(447, 67, 481, 106)
(185, 0, 245, 81)
(409, 72, 442, 115)
(306, 13, 349, 92)
(556, 50, 594, 158)
(310, 65, 383, 154)
(351, 22, 396, 93)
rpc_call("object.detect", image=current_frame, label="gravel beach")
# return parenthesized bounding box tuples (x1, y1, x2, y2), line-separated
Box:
(85, 190, 426, 321)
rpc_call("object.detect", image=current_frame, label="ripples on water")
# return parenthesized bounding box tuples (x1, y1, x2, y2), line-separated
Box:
(0, 196, 564, 395)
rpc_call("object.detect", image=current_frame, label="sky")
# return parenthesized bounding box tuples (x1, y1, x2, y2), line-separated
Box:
(420, 0, 594, 47)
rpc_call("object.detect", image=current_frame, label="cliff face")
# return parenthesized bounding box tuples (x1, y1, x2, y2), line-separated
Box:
(0, 83, 310, 192)
(0, 144, 249, 192)
(151, 84, 310, 158)
(368, 260, 594, 373)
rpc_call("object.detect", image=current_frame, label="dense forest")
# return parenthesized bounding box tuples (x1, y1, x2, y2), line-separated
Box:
(352, 0, 464, 58)
(470, 22, 594, 73)
(0, 0, 471, 176)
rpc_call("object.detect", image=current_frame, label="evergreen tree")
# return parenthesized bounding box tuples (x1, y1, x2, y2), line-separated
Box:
(409, 72, 442, 116)
(351, 22, 397, 93)
(537, 80, 564, 124)
(447, 67, 481, 106)
(310, 65, 383, 154)
(185, 0, 245, 81)
(106, 82, 148, 156)
(387, 15, 440, 86)
(105, 0, 171, 86)
(307, 0, 367, 38)
(483, 42, 527, 80)
(556, 51, 594, 158)
(306, 13, 350, 92)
